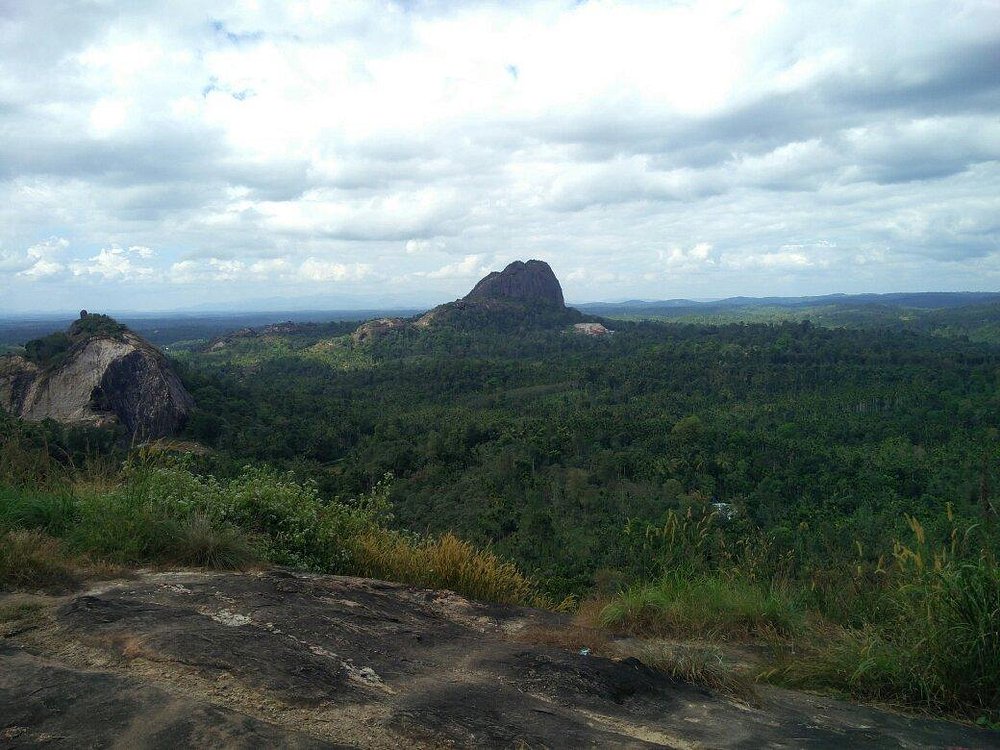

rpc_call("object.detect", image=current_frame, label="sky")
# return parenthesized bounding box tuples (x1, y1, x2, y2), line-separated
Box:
(1, 0, 998, 313)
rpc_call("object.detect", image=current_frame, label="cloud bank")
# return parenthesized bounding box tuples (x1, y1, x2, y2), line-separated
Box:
(1, 0, 998, 311)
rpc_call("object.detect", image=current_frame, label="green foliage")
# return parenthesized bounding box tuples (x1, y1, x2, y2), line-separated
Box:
(599, 574, 805, 639)
(67, 313, 127, 340)
(170, 318, 1000, 600)
(775, 558, 1000, 719)
(0, 433, 537, 605)
(0, 413, 118, 489)
(23, 332, 71, 366)
(6, 307, 1000, 718)
(20, 313, 127, 367)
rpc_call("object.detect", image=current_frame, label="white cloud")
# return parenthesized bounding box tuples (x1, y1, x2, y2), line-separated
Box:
(0, 1, 998, 310)
(249, 257, 292, 276)
(297, 259, 373, 282)
(421, 254, 489, 280)
(659, 243, 717, 269)
(405, 239, 446, 255)
(70, 245, 155, 280)
(16, 237, 70, 279)
(724, 251, 815, 271)
(89, 98, 130, 135)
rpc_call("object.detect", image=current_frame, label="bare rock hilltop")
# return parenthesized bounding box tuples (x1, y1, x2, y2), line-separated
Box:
(464, 259, 566, 307)
(0, 312, 194, 439)
(0, 569, 991, 749)
(353, 260, 587, 341)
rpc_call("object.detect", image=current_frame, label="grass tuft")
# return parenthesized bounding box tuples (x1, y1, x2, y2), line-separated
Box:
(774, 557, 1000, 719)
(172, 514, 259, 569)
(598, 574, 805, 639)
(352, 530, 540, 606)
(623, 641, 756, 700)
(0, 530, 80, 591)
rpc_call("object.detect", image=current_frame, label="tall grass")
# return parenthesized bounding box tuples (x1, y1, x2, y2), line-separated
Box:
(778, 518, 1000, 719)
(0, 530, 80, 591)
(0, 433, 539, 606)
(352, 530, 539, 606)
(599, 508, 1000, 721)
(599, 574, 805, 639)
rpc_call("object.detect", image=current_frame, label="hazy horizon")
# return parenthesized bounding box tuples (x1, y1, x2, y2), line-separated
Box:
(1, 1, 998, 313)
(3, 287, 999, 320)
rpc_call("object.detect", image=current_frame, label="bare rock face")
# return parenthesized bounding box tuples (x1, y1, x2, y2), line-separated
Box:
(464, 259, 565, 307)
(573, 322, 612, 336)
(354, 260, 585, 336)
(0, 569, 989, 750)
(0, 317, 194, 439)
(409, 259, 585, 331)
(207, 321, 319, 351)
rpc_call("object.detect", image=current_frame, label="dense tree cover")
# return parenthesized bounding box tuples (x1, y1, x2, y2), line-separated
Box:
(170, 318, 1000, 596)
(22, 332, 72, 366)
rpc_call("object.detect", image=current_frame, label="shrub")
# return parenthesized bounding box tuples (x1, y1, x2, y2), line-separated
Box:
(172, 514, 258, 569)
(23, 332, 71, 366)
(0, 485, 76, 535)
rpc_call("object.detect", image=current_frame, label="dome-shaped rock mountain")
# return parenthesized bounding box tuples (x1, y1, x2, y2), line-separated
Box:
(463, 259, 565, 307)
(0, 313, 194, 439)
(352, 259, 586, 339)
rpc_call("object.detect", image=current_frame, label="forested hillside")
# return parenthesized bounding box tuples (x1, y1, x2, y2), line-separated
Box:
(171, 318, 1000, 595)
(4, 309, 1000, 721)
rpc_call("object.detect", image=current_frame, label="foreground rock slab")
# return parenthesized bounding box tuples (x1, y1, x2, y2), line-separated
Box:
(1, 570, 993, 749)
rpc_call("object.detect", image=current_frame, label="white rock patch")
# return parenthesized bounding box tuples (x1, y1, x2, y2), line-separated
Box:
(210, 610, 251, 627)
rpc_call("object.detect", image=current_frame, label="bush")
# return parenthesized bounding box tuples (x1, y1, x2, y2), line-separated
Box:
(0, 455, 540, 612)
(173, 514, 258, 568)
(23, 332, 71, 366)
(0, 485, 76, 535)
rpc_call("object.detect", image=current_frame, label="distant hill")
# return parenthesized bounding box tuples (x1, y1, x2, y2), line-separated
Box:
(352, 260, 587, 341)
(576, 292, 1000, 344)
(578, 291, 1000, 316)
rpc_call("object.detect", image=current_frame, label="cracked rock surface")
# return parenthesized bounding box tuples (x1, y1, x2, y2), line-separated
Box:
(1, 570, 993, 749)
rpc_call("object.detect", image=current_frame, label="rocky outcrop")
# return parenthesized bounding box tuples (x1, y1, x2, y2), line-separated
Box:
(208, 321, 318, 350)
(409, 259, 585, 331)
(0, 316, 194, 439)
(0, 570, 989, 749)
(351, 318, 410, 344)
(350, 260, 594, 338)
(464, 259, 565, 307)
(573, 322, 612, 336)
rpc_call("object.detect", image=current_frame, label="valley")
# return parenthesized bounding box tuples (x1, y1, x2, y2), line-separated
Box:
(2, 263, 999, 745)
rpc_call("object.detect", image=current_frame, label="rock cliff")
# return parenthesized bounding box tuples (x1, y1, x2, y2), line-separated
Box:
(0, 314, 194, 439)
(351, 318, 409, 344)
